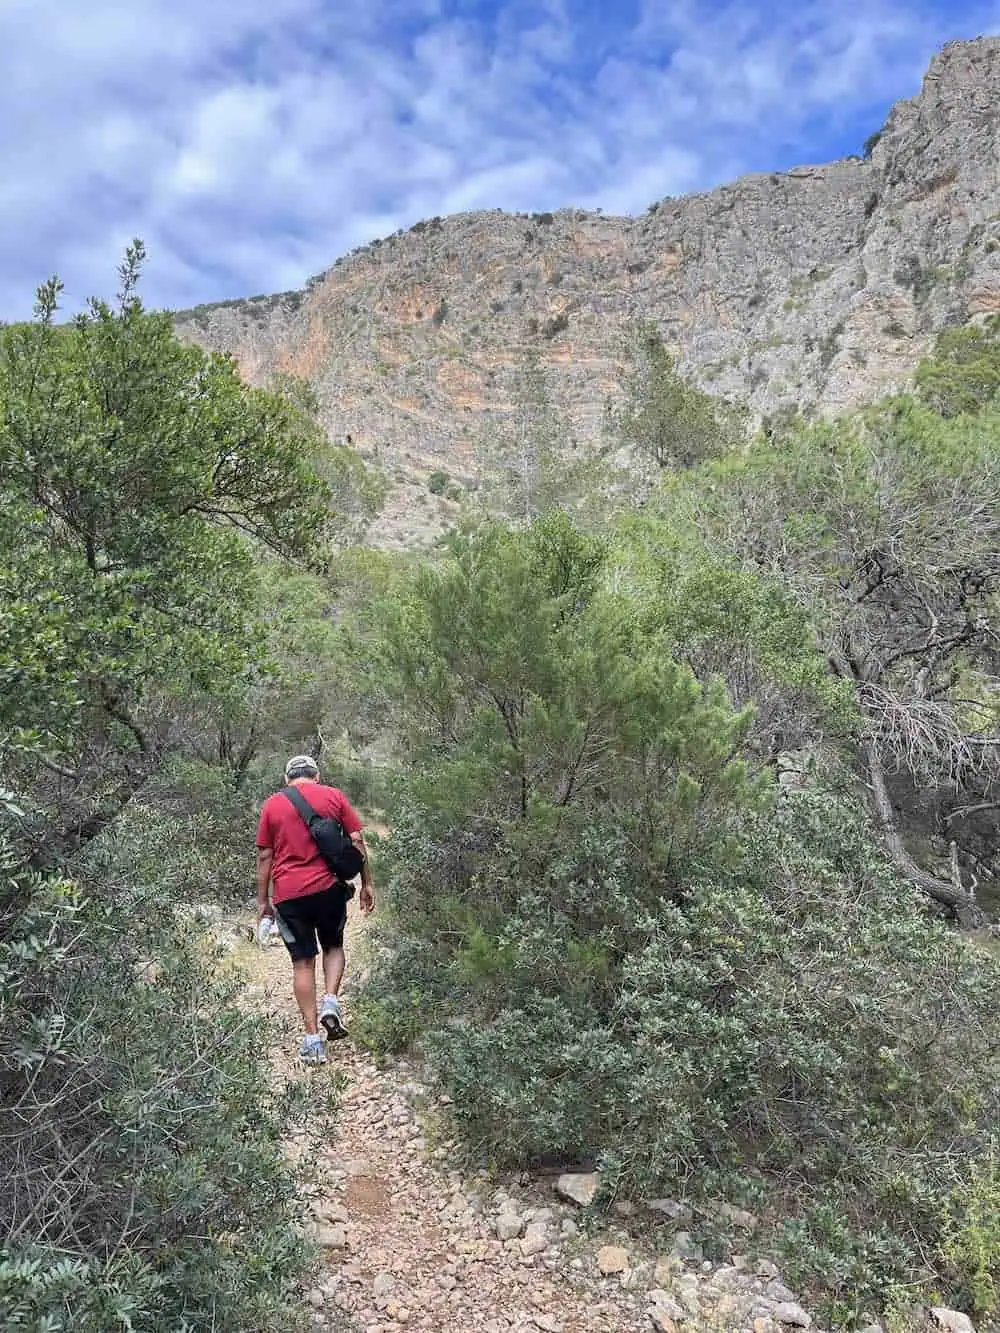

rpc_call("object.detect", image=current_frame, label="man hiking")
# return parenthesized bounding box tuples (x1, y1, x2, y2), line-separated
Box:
(256, 755, 375, 1064)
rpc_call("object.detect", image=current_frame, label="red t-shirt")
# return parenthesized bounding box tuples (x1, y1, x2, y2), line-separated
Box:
(256, 783, 363, 904)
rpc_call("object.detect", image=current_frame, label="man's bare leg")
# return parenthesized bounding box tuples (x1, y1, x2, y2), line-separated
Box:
(322, 946, 346, 997)
(319, 946, 348, 1038)
(292, 957, 319, 1034)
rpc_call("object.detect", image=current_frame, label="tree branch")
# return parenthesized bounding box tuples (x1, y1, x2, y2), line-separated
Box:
(862, 735, 978, 921)
(99, 682, 150, 756)
(37, 755, 78, 780)
(944, 801, 1000, 824)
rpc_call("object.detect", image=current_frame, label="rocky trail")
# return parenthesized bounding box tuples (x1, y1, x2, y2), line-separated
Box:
(240, 908, 841, 1333)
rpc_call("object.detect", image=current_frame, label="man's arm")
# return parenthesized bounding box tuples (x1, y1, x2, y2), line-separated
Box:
(256, 847, 274, 920)
(351, 831, 376, 913)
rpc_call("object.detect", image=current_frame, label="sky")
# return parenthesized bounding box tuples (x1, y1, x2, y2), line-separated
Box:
(1, 0, 998, 318)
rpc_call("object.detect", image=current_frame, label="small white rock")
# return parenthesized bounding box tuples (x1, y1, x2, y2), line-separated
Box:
(495, 1212, 525, 1241)
(555, 1173, 599, 1207)
(597, 1245, 630, 1276)
(648, 1292, 685, 1322)
(671, 1231, 703, 1263)
(520, 1224, 550, 1258)
(774, 1301, 812, 1328)
(316, 1224, 347, 1249)
(767, 1281, 798, 1304)
(531, 1316, 563, 1332)
(650, 1307, 679, 1333)
(931, 1310, 976, 1333)
(648, 1198, 693, 1222)
(653, 1255, 680, 1287)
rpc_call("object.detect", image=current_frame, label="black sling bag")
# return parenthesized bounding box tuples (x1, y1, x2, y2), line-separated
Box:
(280, 786, 365, 883)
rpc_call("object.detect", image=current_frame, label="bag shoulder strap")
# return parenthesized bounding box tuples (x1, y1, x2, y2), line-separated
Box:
(281, 784, 318, 827)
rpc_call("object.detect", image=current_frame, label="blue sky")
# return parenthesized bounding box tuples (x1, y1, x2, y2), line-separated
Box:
(1, 0, 998, 317)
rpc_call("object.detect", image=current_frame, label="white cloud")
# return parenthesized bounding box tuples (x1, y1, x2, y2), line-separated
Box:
(0, 0, 996, 316)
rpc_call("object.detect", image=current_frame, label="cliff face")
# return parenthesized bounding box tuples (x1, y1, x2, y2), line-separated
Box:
(176, 38, 1000, 546)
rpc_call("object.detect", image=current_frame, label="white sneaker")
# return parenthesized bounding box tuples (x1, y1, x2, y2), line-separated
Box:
(319, 993, 348, 1041)
(300, 1033, 327, 1065)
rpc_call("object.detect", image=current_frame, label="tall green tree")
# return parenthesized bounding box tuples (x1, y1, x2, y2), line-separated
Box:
(370, 510, 766, 876)
(650, 388, 1000, 915)
(613, 323, 744, 473)
(477, 351, 599, 522)
(0, 245, 371, 840)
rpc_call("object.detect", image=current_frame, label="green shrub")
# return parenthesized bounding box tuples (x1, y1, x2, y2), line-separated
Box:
(615, 324, 744, 470)
(0, 807, 312, 1333)
(427, 469, 450, 495)
(942, 1144, 1000, 1315)
(360, 790, 1000, 1316)
(915, 315, 1000, 417)
(325, 753, 391, 813)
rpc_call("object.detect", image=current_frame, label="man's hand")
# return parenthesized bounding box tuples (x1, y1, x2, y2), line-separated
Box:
(256, 846, 274, 921)
(351, 830, 376, 915)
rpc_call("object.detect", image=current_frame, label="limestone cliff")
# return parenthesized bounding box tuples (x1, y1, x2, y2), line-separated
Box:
(175, 37, 1000, 546)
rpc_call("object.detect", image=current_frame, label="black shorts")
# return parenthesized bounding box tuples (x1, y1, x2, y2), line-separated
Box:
(274, 883, 351, 961)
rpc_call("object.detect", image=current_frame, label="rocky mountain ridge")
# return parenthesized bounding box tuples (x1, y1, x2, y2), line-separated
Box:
(176, 37, 1000, 547)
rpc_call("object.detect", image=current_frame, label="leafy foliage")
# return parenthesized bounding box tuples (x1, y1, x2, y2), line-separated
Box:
(0, 801, 310, 1333)
(941, 1144, 1000, 1316)
(647, 390, 1000, 912)
(363, 779, 1000, 1318)
(915, 315, 1000, 417)
(351, 461, 1000, 1320)
(0, 247, 385, 866)
(0, 251, 368, 1332)
(614, 323, 744, 472)
(0, 247, 332, 762)
(611, 512, 855, 761)
(367, 512, 765, 847)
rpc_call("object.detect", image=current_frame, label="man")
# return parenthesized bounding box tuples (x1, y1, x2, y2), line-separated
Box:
(256, 755, 375, 1064)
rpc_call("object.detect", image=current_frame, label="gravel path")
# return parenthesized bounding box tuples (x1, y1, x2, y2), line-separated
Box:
(245, 908, 822, 1333)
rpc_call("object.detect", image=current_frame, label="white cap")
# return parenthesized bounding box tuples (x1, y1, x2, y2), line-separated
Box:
(284, 754, 319, 781)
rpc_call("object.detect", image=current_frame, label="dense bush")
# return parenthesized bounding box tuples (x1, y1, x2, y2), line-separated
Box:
(360, 790, 1000, 1316)
(0, 805, 310, 1332)
(614, 324, 744, 472)
(914, 314, 1000, 417)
